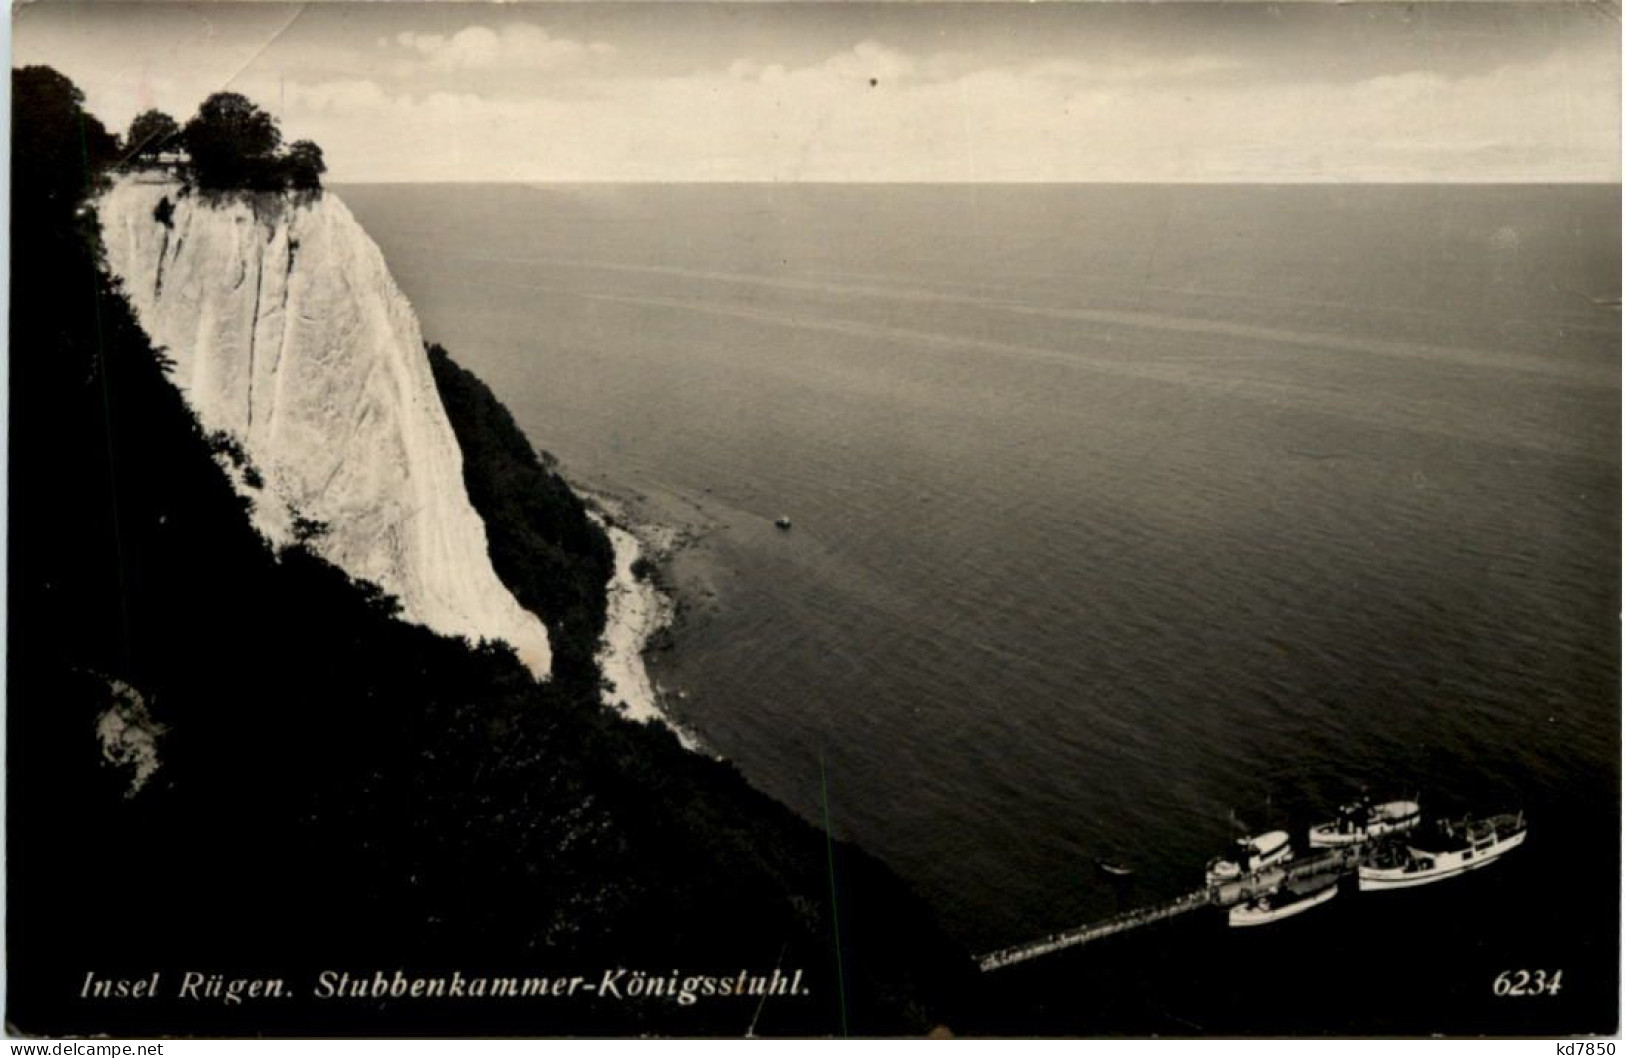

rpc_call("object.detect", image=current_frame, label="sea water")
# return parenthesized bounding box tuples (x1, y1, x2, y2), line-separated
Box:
(343, 183, 1619, 1033)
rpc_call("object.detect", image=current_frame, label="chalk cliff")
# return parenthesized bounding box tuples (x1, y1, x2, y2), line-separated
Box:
(98, 176, 552, 678)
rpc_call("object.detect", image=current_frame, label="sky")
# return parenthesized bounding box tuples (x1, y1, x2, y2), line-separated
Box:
(12, 1, 1622, 183)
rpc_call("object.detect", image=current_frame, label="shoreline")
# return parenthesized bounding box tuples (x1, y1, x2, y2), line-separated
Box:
(586, 494, 702, 752)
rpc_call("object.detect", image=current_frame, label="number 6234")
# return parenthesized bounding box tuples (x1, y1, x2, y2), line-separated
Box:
(1493, 969, 1562, 996)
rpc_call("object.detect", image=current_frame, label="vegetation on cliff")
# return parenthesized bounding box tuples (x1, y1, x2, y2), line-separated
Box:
(180, 92, 325, 192)
(8, 67, 967, 1037)
(119, 89, 324, 192)
(426, 343, 614, 688)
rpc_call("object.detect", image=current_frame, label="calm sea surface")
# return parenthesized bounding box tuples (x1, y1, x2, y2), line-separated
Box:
(342, 184, 1620, 1032)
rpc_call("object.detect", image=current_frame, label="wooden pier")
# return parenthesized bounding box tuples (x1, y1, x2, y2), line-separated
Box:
(977, 845, 1367, 972)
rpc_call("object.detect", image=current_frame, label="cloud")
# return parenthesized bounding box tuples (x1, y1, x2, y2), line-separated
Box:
(392, 24, 616, 73)
(266, 42, 1615, 184)
(1020, 54, 1246, 83)
(285, 78, 390, 113)
(722, 41, 1246, 92)
(26, 17, 1614, 184)
(818, 40, 918, 84)
(728, 40, 920, 88)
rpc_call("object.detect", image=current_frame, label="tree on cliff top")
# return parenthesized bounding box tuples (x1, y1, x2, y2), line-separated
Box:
(124, 108, 181, 161)
(282, 139, 326, 191)
(182, 91, 283, 190)
(179, 92, 327, 193)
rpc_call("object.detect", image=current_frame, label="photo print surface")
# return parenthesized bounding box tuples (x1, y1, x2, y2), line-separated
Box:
(8, 0, 1620, 1038)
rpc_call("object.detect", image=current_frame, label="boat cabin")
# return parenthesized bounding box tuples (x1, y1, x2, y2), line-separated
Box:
(1240, 830, 1291, 871)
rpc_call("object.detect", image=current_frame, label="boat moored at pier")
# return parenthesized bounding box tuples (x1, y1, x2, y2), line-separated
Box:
(1308, 798, 1422, 847)
(1357, 812, 1527, 892)
(980, 803, 1529, 968)
(1205, 830, 1293, 886)
(1228, 875, 1340, 927)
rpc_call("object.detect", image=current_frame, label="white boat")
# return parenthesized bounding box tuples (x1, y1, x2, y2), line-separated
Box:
(1308, 798, 1422, 848)
(1228, 876, 1339, 927)
(1205, 830, 1293, 886)
(1357, 812, 1527, 892)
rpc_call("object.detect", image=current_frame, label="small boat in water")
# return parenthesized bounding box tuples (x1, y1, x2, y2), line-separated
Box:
(1308, 797, 1422, 848)
(1358, 812, 1527, 892)
(1229, 875, 1339, 928)
(1095, 858, 1134, 877)
(1205, 830, 1293, 886)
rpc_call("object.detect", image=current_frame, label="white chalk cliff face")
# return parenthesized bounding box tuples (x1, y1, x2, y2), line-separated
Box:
(98, 176, 552, 678)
